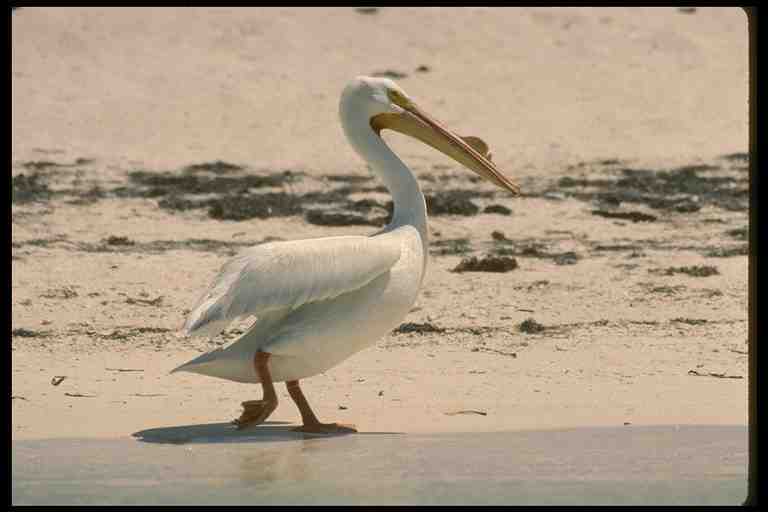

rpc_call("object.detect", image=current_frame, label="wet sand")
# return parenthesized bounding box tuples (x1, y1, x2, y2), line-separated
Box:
(13, 425, 747, 505)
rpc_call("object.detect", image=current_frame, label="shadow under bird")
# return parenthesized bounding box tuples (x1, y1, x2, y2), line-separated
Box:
(172, 76, 520, 434)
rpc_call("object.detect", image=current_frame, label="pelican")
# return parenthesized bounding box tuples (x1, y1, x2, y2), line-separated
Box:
(172, 76, 520, 434)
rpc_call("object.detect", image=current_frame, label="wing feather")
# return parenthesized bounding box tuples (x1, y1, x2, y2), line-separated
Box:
(183, 235, 401, 337)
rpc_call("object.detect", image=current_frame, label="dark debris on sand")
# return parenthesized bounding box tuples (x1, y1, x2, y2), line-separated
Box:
(705, 245, 748, 258)
(518, 318, 546, 334)
(726, 227, 748, 241)
(371, 69, 408, 79)
(393, 322, 447, 335)
(103, 235, 135, 246)
(592, 243, 643, 252)
(20, 158, 93, 171)
(673, 317, 708, 325)
(591, 210, 657, 223)
(12, 328, 50, 338)
(720, 153, 748, 162)
(647, 284, 687, 295)
(483, 204, 512, 215)
(13, 236, 276, 256)
(182, 160, 244, 174)
(207, 193, 303, 220)
(452, 255, 519, 273)
(491, 230, 508, 242)
(304, 209, 383, 227)
(490, 234, 580, 265)
(40, 287, 78, 299)
(324, 174, 373, 184)
(651, 265, 720, 278)
(127, 169, 299, 197)
(12, 173, 51, 203)
(66, 185, 107, 206)
(430, 238, 472, 256)
(425, 190, 482, 216)
(553, 251, 580, 265)
(547, 160, 749, 214)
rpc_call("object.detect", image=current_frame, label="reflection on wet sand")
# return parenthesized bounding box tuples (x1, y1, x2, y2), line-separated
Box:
(14, 426, 747, 505)
(133, 421, 404, 485)
(132, 421, 402, 445)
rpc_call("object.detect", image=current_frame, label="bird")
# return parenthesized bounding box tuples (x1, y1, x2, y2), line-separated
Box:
(172, 76, 520, 434)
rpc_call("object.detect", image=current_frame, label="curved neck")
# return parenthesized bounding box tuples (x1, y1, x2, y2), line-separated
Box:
(341, 113, 428, 236)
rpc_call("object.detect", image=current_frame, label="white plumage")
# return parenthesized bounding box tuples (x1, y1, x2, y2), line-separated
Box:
(172, 76, 518, 394)
(182, 235, 402, 338)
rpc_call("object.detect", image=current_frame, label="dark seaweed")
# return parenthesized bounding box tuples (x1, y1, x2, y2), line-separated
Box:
(371, 69, 408, 79)
(430, 238, 472, 256)
(208, 193, 303, 220)
(652, 265, 720, 277)
(426, 190, 485, 216)
(452, 255, 518, 273)
(483, 204, 512, 215)
(591, 210, 657, 223)
(304, 209, 382, 227)
(519, 318, 546, 334)
(393, 322, 446, 335)
(12, 173, 51, 203)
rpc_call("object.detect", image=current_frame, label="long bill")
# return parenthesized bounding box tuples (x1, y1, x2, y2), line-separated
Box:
(370, 105, 520, 195)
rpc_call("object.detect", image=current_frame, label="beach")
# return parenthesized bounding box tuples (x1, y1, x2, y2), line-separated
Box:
(12, 7, 749, 504)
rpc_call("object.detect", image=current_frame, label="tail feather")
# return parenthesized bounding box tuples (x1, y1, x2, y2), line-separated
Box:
(183, 301, 228, 337)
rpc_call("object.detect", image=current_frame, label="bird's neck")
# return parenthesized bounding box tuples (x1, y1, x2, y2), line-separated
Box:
(342, 116, 428, 239)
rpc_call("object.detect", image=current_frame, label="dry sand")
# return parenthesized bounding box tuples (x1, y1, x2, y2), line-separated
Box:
(12, 7, 748, 441)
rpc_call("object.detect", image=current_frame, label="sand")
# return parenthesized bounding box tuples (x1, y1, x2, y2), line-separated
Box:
(13, 426, 748, 505)
(12, 7, 748, 442)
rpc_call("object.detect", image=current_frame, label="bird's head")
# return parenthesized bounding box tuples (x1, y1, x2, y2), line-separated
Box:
(341, 76, 520, 195)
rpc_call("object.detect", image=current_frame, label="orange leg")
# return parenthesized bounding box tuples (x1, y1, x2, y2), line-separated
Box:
(286, 380, 357, 434)
(232, 351, 278, 430)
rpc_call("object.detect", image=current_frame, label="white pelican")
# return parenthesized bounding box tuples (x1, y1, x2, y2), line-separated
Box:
(172, 76, 520, 434)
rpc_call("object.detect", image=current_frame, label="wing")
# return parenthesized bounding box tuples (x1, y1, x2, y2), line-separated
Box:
(183, 235, 402, 338)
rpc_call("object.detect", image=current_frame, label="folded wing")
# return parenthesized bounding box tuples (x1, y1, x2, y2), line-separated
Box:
(183, 235, 402, 338)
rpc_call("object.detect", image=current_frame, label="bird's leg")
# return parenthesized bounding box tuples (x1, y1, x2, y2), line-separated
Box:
(233, 351, 278, 430)
(286, 380, 357, 434)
